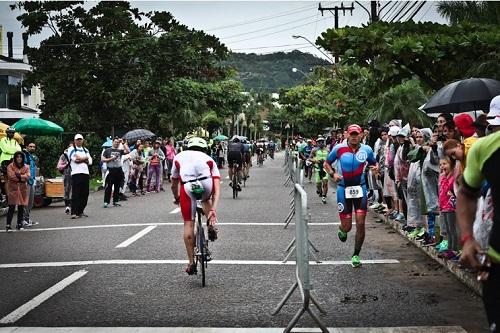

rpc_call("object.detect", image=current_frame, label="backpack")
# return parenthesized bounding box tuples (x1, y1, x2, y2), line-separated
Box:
(57, 153, 70, 174)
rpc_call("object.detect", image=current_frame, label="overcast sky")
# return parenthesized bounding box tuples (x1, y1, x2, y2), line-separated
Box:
(0, 1, 447, 61)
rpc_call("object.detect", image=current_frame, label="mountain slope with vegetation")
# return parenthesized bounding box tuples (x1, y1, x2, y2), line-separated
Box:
(224, 50, 330, 92)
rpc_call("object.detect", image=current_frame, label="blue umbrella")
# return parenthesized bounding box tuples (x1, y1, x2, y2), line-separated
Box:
(102, 137, 112, 148)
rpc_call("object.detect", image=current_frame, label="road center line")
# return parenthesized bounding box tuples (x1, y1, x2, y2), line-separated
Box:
(115, 226, 156, 248)
(0, 222, 341, 233)
(0, 259, 399, 269)
(0, 270, 88, 324)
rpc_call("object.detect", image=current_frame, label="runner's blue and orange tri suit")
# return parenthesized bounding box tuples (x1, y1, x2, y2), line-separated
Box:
(326, 142, 377, 219)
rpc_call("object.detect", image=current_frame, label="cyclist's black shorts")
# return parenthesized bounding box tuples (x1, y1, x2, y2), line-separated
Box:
(227, 152, 242, 169)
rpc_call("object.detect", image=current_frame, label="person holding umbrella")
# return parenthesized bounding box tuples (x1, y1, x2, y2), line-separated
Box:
(68, 134, 92, 219)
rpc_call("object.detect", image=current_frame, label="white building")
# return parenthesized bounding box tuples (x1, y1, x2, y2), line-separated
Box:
(0, 31, 42, 124)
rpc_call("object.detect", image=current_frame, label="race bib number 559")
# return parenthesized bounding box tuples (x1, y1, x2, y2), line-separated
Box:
(345, 185, 363, 199)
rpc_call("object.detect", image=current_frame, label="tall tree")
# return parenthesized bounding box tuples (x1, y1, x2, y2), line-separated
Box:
(316, 21, 500, 90)
(437, 1, 500, 25)
(12, 1, 239, 137)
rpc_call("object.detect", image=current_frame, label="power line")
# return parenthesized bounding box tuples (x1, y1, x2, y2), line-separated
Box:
(380, 1, 399, 20)
(205, 3, 321, 32)
(231, 43, 310, 51)
(417, 2, 433, 22)
(393, 1, 418, 22)
(407, 1, 427, 21)
(226, 16, 331, 45)
(390, 1, 410, 22)
(385, 1, 405, 22)
(222, 14, 319, 40)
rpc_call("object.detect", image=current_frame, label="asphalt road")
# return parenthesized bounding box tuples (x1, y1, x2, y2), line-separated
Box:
(0, 152, 489, 332)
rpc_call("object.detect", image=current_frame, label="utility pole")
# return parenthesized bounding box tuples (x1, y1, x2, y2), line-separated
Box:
(371, 1, 379, 22)
(318, 2, 355, 63)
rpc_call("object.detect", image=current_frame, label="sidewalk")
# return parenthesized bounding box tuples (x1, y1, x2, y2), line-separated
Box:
(370, 209, 482, 296)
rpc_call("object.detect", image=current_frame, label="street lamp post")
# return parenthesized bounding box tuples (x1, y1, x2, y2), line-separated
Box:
(292, 67, 305, 76)
(292, 35, 334, 64)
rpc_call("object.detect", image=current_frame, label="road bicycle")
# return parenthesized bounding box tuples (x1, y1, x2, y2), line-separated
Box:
(242, 161, 249, 187)
(257, 152, 264, 167)
(231, 163, 241, 199)
(194, 200, 210, 287)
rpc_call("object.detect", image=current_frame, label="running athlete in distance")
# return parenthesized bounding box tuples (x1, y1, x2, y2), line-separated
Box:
(227, 136, 244, 190)
(324, 124, 379, 267)
(299, 139, 314, 182)
(171, 137, 221, 275)
(310, 136, 330, 204)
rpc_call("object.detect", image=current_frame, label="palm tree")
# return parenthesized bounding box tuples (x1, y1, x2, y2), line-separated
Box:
(437, 1, 500, 25)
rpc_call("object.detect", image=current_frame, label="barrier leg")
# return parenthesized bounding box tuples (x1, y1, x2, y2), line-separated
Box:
(308, 239, 320, 252)
(283, 210, 294, 225)
(282, 245, 296, 263)
(282, 308, 306, 333)
(284, 212, 295, 229)
(306, 308, 330, 332)
(271, 282, 298, 315)
(309, 248, 321, 263)
(310, 292, 327, 314)
(285, 237, 296, 252)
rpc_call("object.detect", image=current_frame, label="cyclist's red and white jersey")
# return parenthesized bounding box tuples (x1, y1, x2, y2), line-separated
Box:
(171, 150, 221, 183)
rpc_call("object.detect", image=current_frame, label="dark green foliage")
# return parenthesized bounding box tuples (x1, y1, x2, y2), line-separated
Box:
(33, 136, 63, 179)
(224, 51, 330, 92)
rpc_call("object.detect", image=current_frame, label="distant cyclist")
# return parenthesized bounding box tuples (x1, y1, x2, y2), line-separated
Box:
(171, 137, 221, 275)
(227, 136, 244, 190)
(242, 139, 252, 180)
(255, 139, 265, 166)
(324, 124, 378, 267)
(299, 139, 314, 182)
(310, 136, 329, 204)
(268, 140, 276, 159)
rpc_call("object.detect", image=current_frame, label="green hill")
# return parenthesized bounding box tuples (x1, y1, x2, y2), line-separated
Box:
(224, 50, 330, 92)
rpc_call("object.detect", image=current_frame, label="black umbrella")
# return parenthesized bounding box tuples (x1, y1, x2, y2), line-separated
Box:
(422, 78, 500, 114)
(122, 129, 156, 142)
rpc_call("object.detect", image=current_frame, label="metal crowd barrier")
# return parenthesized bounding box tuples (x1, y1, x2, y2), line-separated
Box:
(272, 184, 329, 333)
(281, 154, 320, 263)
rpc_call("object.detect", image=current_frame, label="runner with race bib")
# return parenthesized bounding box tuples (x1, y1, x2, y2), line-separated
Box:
(324, 124, 379, 267)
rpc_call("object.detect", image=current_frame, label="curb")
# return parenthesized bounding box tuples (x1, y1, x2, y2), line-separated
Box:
(371, 209, 482, 296)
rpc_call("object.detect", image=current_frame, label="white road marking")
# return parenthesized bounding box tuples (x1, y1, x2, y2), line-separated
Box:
(0, 270, 88, 324)
(169, 207, 181, 214)
(225, 175, 230, 179)
(0, 259, 399, 269)
(0, 222, 342, 233)
(115, 226, 156, 248)
(0, 327, 468, 333)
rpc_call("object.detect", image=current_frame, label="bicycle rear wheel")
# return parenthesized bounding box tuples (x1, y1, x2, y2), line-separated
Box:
(232, 172, 238, 199)
(197, 211, 206, 287)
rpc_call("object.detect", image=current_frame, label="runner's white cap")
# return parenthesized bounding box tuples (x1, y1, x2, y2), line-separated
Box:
(74, 134, 84, 140)
(487, 95, 500, 126)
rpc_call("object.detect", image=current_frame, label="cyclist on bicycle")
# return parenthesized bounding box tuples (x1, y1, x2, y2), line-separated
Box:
(227, 136, 244, 191)
(268, 140, 276, 159)
(299, 139, 314, 182)
(310, 136, 330, 204)
(255, 139, 265, 166)
(170, 137, 221, 275)
(324, 124, 378, 268)
(242, 139, 251, 180)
